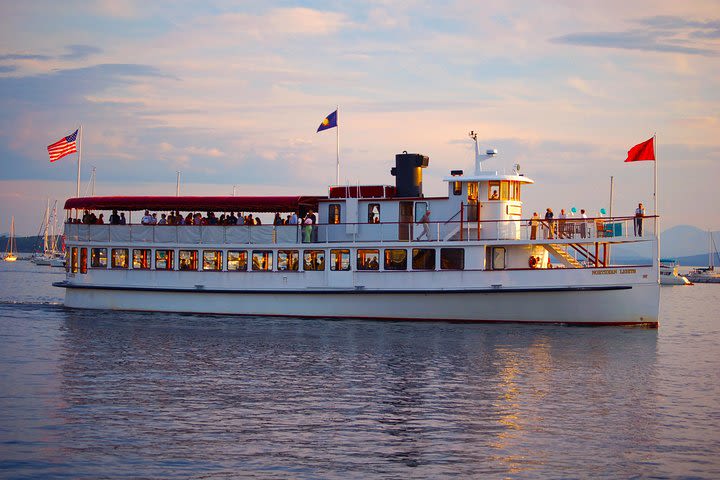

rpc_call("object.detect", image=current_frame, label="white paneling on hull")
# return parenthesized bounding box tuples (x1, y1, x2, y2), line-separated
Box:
(63, 283, 659, 326)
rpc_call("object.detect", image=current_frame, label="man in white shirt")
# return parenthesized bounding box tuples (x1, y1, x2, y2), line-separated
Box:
(141, 210, 153, 225)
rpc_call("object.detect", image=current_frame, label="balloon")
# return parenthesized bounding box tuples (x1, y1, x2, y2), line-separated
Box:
(600, 208, 607, 215)
(571, 207, 577, 213)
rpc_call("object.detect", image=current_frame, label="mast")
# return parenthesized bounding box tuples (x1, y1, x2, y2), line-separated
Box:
(76, 125, 82, 198)
(43, 199, 50, 254)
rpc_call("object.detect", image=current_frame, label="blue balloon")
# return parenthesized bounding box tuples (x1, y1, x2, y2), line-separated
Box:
(571, 207, 577, 213)
(600, 208, 607, 215)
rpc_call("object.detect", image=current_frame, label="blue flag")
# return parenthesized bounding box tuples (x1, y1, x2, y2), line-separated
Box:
(317, 110, 338, 132)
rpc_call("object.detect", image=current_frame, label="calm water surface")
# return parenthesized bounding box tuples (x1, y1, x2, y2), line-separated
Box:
(0, 261, 719, 478)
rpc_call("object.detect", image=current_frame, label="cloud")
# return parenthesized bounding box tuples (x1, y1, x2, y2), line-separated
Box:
(550, 15, 720, 56)
(60, 44, 103, 60)
(0, 53, 52, 61)
(0, 66, 16, 73)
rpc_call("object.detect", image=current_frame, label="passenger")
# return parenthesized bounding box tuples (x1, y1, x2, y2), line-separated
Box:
(88, 212, 97, 224)
(558, 209, 567, 237)
(158, 213, 167, 225)
(415, 209, 431, 241)
(82, 210, 91, 224)
(580, 209, 588, 238)
(185, 213, 194, 225)
(237, 214, 245, 225)
(544, 208, 554, 239)
(247, 214, 254, 225)
(141, 210, 153, 225)
(97, 214, 105, 224)
(274, 213, 282, 225)
(119, 213, 127, 225)
(109, 210, 120, 225)
(150, 213, 158, 225)
(289, 212, 298, 225)
(307, 209, 317, 242)
(255, 217, 262, 225)
(303, 216, 312, 243)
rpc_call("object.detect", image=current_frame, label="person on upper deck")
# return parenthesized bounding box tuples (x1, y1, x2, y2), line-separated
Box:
(289, 212, 298, 225)
(634, 202, 645, 237)
(109, 210, 120, 225)
(141, 210, 153, 225)
(416, 210, 431, 241)
(274, 213, 282, 225)
(544, 208, 555, 239)
(580, 209, 588, 238)
(529, 212, 540, 240)
(119, 212, 126, 225)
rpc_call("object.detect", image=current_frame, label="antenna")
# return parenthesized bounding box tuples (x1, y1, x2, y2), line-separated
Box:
(469, 130, 498, 174)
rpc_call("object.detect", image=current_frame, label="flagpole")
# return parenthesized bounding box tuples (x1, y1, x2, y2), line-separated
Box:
(336, 105, 340, 186)
(654, 133, 659, 283)
(76, 125, 82, 198)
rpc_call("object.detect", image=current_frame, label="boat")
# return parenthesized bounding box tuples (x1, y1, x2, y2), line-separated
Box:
(32, 200, 65, 267)
(659, 259, 691, 285)
(53, 139, 660, 326)
(3, 216, 18, 262)
(686, 231, 720, 283)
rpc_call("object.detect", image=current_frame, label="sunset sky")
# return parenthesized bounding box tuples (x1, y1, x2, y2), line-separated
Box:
(1, 1, 719, 235)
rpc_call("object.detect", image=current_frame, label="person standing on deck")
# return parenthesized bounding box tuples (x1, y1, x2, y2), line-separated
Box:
(634, 202, 645, 236)
(416, 210, 431, 241)
(529, 212, 540, 240)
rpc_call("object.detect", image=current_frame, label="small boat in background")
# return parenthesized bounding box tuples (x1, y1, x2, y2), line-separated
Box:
(660, 259, 691, 285)
(3, 216, 18, 262)
(686, 231, 720, 284)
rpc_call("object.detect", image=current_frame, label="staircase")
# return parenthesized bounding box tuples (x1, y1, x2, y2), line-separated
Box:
(545, 243, 583, 268)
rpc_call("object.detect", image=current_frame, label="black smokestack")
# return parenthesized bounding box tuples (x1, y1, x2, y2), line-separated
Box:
(390, 152, 429, 197)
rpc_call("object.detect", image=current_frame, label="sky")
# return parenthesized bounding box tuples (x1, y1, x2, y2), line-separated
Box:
(1, 0, 719, 235)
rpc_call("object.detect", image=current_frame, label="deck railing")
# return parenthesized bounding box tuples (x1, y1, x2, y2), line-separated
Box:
(63, 215, 657, 246)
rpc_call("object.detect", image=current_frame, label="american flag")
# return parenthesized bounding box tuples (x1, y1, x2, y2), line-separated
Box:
(47, 129, 78, 162)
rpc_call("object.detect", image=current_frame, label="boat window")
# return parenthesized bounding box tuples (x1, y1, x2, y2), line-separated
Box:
(491, 247, 506, 270)
(278, 250, 299, 271)
(357, 249, 380, 270)
(330, 249, 350, 271)
(329, 204, 341, 224)
(303, 250, 325, 271)
(440, 248, 464, 270)
(412, 248, 436, 270)
(155, 250, 174, 270)
(133, 249, 151, 270)
(415, 202, 428, 223)
(368, 204, 380, 224)
(202, 250, 222, 271)
(453, 181, 462, 196)
(111, 248, 129, 269)
(488, 181, 500, 200)
(71, 247, 78, 273)
(227, 251, 248, 271)
(252, 250, 273, 271)
(91, 248, 107, 268)
(80, 248, 88, 274)
(384, 249, 407, 271)
(500, 181, 510, 201)
(65, 250, 71, 272)
(514, 182, 521, 200)
(179, 250, 198, 271)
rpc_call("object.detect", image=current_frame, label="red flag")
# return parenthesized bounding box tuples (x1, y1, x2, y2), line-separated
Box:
(47, 129, 78, 162)
(625, 137, 655, 162)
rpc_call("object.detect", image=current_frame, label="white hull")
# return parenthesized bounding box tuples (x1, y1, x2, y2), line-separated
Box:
(660, 272, 691, 285)
(61, 280, 659, 326)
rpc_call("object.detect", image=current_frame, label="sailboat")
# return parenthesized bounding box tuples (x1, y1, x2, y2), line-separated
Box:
(686, 230, 720, 283)
(32, 200, 63, 266)
(3, 216, 18, 262)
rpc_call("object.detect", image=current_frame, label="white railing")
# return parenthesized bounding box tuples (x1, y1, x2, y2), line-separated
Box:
(63, 216, 656, 245)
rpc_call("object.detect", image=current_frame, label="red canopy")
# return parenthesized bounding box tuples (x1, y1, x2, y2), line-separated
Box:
(63, 195, 324, 213)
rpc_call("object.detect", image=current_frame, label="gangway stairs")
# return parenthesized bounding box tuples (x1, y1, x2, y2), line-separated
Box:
(544, 243, 583, 268)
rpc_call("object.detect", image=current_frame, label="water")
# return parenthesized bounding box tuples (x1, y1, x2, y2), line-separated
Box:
(1, 262, 719, 479)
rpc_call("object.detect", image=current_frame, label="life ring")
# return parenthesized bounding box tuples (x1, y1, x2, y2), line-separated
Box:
(529, 256, 538, 269)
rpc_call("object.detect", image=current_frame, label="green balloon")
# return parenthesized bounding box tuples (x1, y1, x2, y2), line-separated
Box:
(571, 207, 577, 213)
(600, 208, 607, 215)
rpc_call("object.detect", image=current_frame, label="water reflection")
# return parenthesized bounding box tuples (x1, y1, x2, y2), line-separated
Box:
(52, 311, 660, 477)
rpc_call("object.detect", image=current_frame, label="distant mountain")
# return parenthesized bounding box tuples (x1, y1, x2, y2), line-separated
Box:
(660, 225, 719, 258)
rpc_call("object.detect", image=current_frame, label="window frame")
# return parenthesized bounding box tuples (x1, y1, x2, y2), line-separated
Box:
(111, 248, 129, 269)
(202, 250, 223, 271)
(90, 247, 108, 268)
(328, 204, 341, 224)
(178, 250, 198, 271)
(133, 248, 152, 270)
(488, 181, 500, 200)
(357, 249, 380, 271)
(277, 250, 299, 271)
(384, 249, 408, 271)
(440, 248, 465, 270)
(155, 249, 174, 270)
(330, 249, 351, 271)
(491, 247, 506, 270)
(368, 203, 381, 224)
(411, 248, 436, 270)
(252, 250, 273, 271)
(227, 250, 248, 271)
(303, 250, 325, 271)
